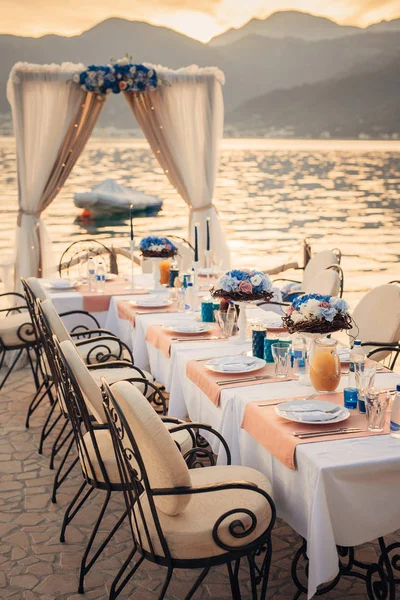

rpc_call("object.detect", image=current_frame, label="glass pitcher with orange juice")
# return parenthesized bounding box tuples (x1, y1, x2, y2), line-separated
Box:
(310, 338, 341, 392)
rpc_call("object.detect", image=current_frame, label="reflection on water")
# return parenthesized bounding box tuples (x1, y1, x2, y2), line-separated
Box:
(0, 137, 399, 302)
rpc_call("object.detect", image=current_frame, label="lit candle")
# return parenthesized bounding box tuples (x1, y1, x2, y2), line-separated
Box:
(129, 204, 134, 241)
(206, 217, 211, 251)
(194, 223, 199, 262)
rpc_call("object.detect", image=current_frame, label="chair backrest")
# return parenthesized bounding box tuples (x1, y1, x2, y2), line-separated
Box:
(105, 380, 191, 517)
(303, 250, 339, 288)
(40, 299, 71, 343)
(304, 268, 340, 297)
(59, 339, 106, 424)
(26, 277, 47, 302)
(351, 284, 400, 360)
(56, 338, 112, 487)
(58, 239, 118, 279)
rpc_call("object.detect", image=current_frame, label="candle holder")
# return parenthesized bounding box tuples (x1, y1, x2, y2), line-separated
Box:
(192, 261, 200, 311)
(151, 257, 164, 292)
(205, 250, 211, 288)
(125, 240, 136, 290)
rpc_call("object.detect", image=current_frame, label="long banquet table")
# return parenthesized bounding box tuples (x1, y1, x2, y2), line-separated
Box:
(47, 285, 400, 598)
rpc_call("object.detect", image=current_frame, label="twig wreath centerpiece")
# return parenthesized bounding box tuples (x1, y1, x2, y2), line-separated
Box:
(211, 269, 273, 302)
(282, 294, 353, 334)
(74, 57, 159, 99)
(140, 236, 178, 259)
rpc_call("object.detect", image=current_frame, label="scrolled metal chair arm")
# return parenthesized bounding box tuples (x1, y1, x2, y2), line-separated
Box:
(0, 305, 27, 314)
(166, 422, 232, 465)
(362, 341, 400, 349)
(0, 292, 26, 302)
(72, 328, 117, 340)
(17, 320, 36, 344)
(119, 377, 166, 413)
(59, 309, 101, 329)
(74, 335, 134, 365)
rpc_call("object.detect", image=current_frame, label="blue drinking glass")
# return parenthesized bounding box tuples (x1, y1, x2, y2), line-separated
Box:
(252, 328, 267, 359)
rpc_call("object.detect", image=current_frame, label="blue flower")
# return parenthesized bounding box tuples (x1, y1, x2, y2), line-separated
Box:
(217, 275, 238, 293)
(331, 297, 349, 313)
(320, 307, 337, 322)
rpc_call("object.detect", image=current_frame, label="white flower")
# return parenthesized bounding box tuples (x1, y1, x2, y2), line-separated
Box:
(116, 57, 130, 66)
(73, 74, 80, 83)
(292, 312, 305, 323)
(148, 69, 154, 77)
(299, 299, 321, 318)
(250, 274, 263, 287)
(130, 66, 136, 74)
(12, 74, 20, 84)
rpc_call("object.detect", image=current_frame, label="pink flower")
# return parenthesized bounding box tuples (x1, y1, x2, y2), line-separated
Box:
(286, 306, 294, 316)
(320, 302, 330, 308)
(239, 280, 253, 294)
(119, 81, 128, 90)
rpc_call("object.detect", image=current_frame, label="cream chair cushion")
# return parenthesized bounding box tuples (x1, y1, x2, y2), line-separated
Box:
(351, 284, 400, 360)
(304, 269, 340, 297)
(132, 465, 273, 560)
(0, 311, 35, 347)
(303, 250, 338, 289)
(26, 277, 47, 302)
(60, 340, 153, 424)
(111, 381, 192, 516)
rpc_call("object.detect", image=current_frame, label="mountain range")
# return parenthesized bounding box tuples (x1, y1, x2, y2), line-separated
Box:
(0, 10, 399, 139)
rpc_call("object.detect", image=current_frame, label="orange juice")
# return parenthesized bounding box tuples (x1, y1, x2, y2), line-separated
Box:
(159, 260, 171, 285)
(310, 339, 341, 392)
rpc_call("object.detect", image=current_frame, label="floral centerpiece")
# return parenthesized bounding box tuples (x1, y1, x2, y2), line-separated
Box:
(282, 294, 352, 334)
(211, 269, 273, 302)
(140, 236, 178, 259)
(74, 57, 159, 99)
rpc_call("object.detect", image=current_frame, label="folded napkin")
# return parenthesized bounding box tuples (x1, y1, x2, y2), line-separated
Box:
(136, 295, 169, 306)
(207, 356, 258, 372)
(279, 403, 342, 422)
(45, 278, 76, 289)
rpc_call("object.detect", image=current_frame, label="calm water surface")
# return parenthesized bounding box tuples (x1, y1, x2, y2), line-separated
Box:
(0, 137, 399, 302)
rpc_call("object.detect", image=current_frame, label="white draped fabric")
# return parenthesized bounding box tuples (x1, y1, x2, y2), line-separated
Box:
(7, 62, 103, 285)
(125, 65, 231, 269)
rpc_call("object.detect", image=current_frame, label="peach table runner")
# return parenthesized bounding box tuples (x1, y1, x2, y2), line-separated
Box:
(75, 279, 149, 312)
(241, 392, 390, 470)
(146, 324, 222, 358)
(186, 360, 296, 407)
(117, 300, 178, 327)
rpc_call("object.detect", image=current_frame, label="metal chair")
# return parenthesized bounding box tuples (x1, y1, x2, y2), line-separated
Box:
(58, 239, 118, 279)
(275, 248, 342, 301)
(101, 378, 276, 600)
(0, 291, 39, 392)
(351, 283, 400, 369)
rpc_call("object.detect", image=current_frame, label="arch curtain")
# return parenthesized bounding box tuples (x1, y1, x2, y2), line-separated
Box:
(124, 67, 231, 269)
(7, 63, 105, 286)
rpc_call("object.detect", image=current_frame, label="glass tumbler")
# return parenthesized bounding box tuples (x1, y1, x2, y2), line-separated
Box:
(365, 389, 389, 432)
(355, 363, 376, 413)
(271, 342, 292, 378)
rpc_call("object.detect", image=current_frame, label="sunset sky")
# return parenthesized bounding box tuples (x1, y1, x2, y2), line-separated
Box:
(1, 0, 400, 42)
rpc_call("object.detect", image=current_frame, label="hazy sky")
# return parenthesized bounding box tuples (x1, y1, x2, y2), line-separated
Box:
(1, 0, 399, 41)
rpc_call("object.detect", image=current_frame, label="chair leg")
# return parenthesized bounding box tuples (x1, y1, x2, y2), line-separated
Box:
(258, 539, 273, 600)
(109, 546, 141, 600)
(185, 567, 210, 600)
(38, 401, 62, 455)
(247, 555, 258, 600)
(26, 346, 41, 391)
(227, 559, 242, 600)
(78, 492, 128, 594)
(60, 481, 94, 543)
(25, 379, 52, 429)
(157, 566, 173, 600)
(0, 348, 23, 391)
(49, 419, 71, 470)
(51, 437, 78, 504)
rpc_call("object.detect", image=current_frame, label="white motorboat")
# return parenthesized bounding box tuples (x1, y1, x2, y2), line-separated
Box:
(74, 179, 163, 215)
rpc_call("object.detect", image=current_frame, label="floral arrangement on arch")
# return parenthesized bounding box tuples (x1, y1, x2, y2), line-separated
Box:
(211, 269, 273, 302)
(282, 294, 352, 334)
(140, 236, 178, 259)
(74, 57, 158, 98)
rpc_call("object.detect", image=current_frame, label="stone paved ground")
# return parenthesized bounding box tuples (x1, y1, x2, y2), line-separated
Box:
(0, 367, 397, 600)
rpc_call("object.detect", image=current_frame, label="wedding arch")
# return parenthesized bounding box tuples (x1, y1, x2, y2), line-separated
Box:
(7, 60, 231, 286)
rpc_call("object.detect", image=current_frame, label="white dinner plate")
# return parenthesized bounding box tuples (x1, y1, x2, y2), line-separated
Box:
(44, 279, 78, 290)
(205, 355, 266, 374)
(276, 399, 350, 425)
(130, 297, 173, 309)
(163, 322, 213, 335)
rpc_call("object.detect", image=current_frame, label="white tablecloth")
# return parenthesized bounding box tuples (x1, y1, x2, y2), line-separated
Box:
(171, 365, 400, 599)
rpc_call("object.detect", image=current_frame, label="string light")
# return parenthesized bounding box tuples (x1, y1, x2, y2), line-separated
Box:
(151, 106, 155, 110)
(156, 150, 160, 154)
(62, 163, 66, 168)
(165, 169, 169, 174)
(159, 125, 163, 129)
(74, 124, 78, 128)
